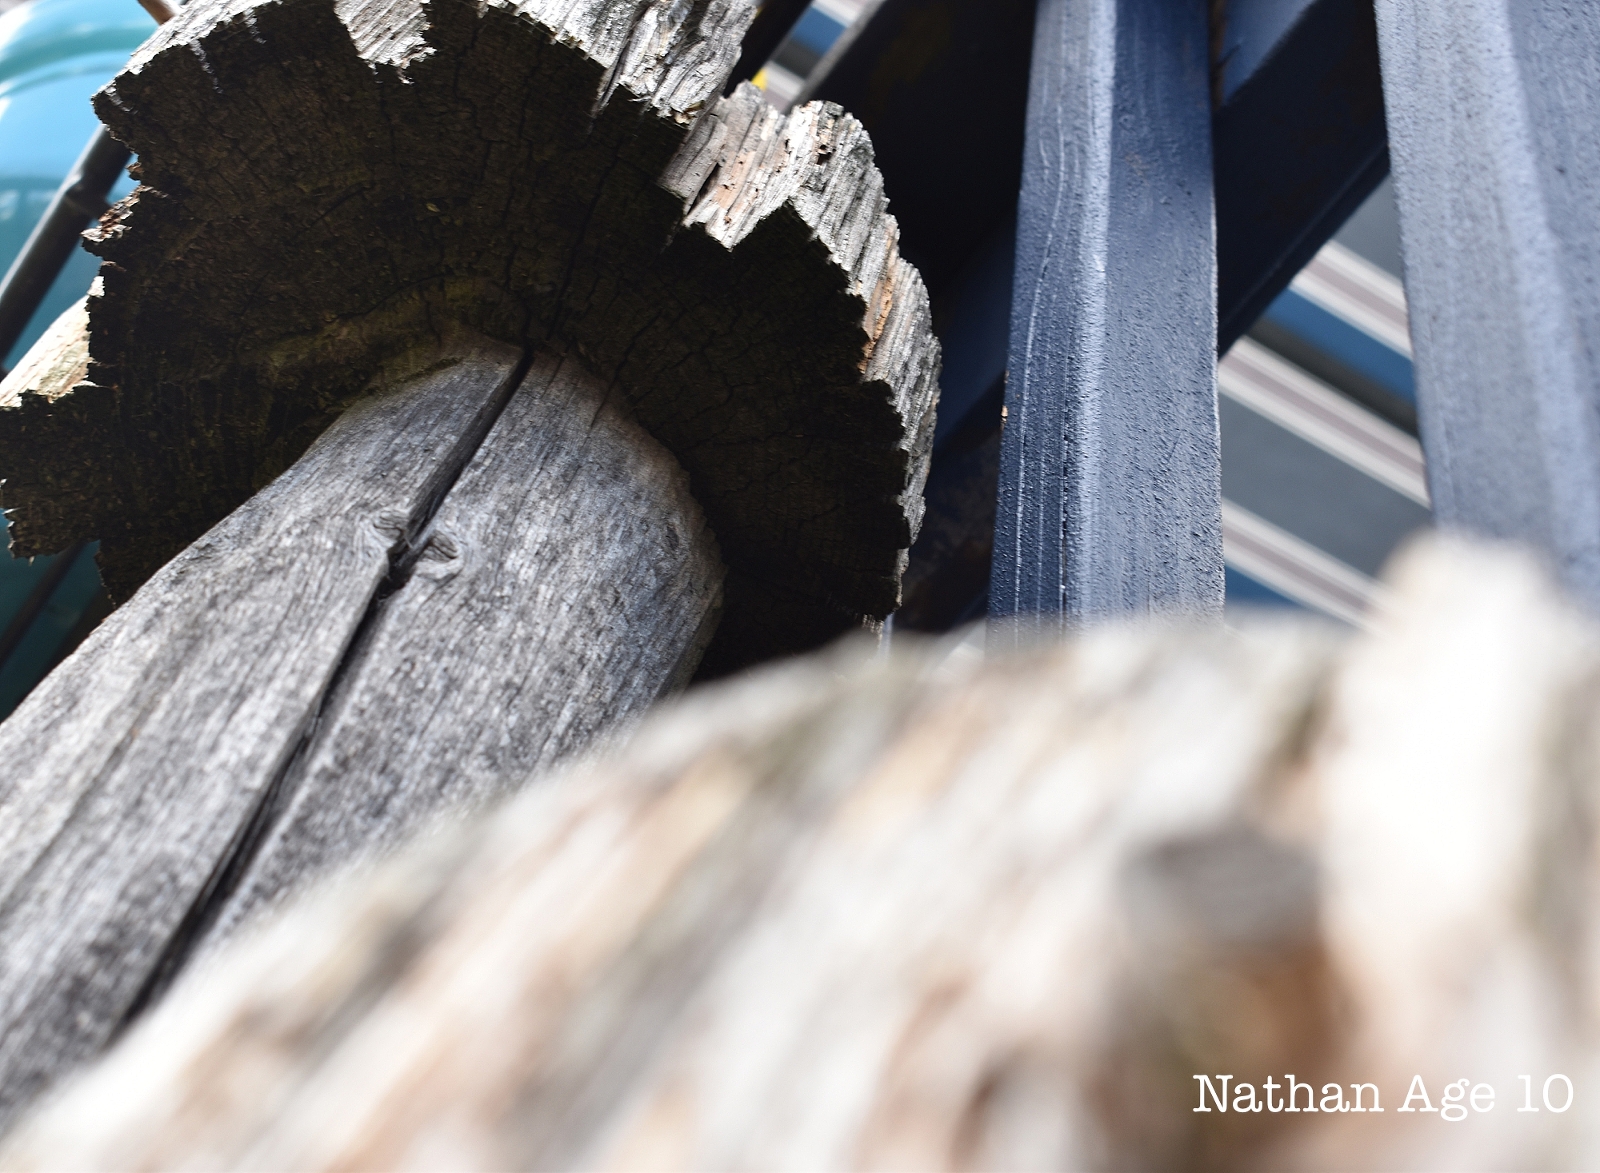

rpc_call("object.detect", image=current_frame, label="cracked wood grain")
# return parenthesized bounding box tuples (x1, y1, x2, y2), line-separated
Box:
(0, 333, 522, 1123)
(200, 347, 723, 949)
(0, 334, 726, 1125)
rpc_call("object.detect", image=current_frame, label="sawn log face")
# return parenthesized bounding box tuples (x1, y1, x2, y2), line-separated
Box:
(0, 0, 939, 671)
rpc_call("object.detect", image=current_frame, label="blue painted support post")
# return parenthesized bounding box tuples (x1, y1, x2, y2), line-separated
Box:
(1374, 0, 1600, 606)
(990, 0, 1223, 632)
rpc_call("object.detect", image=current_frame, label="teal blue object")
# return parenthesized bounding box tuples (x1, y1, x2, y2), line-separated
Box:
(0, 0, 152, 367)
(0, 541, 101, 716)
(0, 0, 151, 719)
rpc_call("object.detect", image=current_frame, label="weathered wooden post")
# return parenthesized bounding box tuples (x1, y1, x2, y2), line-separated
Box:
(0, 0, 939, 1123)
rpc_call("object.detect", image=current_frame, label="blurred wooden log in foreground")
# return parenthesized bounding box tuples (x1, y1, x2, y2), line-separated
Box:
(7, 536, 1600, 1172)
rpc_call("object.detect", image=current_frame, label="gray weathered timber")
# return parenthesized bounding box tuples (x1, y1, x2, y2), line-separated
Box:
(990, 0, 1222, 634)
(1373, 0, 1600, 607)
(0, 336, 521, 1122)
(203, 348, 723, 943)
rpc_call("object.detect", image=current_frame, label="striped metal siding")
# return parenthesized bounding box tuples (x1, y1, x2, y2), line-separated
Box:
(1223, 177, 1429, 626)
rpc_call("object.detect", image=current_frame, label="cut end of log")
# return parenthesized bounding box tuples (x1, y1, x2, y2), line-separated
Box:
(0, 0, 940, 673)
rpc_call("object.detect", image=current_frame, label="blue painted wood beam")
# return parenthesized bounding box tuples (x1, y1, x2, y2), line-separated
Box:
(1375, 0, 1600, 607)
(989, 0, 1222, 629)
(808, 0, 1389, 403)
(1213, 0, 1390, 351)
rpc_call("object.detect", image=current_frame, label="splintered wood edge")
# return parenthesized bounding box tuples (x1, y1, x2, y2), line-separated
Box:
(0, 297, 89, 411)
(128, 0, 747, 113)
(665, 86, 939, 545)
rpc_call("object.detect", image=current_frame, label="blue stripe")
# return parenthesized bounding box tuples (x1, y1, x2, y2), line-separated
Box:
(0, 541, 102, 719)
(788, 7, 847, 55)
(1224, 564, 1302, 609)
(1260, 286, 1416, 404)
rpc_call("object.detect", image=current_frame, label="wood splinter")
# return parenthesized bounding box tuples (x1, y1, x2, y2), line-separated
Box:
(0, 0, 940, 1127)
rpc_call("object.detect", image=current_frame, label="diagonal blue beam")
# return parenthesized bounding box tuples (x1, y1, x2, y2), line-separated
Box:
(990, 0, 1223, 631)
(1213, 0, 1389, 352)
(1375, 0, 1600, 606)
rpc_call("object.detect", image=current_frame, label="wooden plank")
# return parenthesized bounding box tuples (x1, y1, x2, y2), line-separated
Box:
(989, 0, 1222, 631)
(1373, 0, 1600, 607)
(200, 348, 724, 945)
(0, 334, 521, 1122)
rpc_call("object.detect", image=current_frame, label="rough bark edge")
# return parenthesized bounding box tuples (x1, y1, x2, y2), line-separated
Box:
(664, 86, 939, 550)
